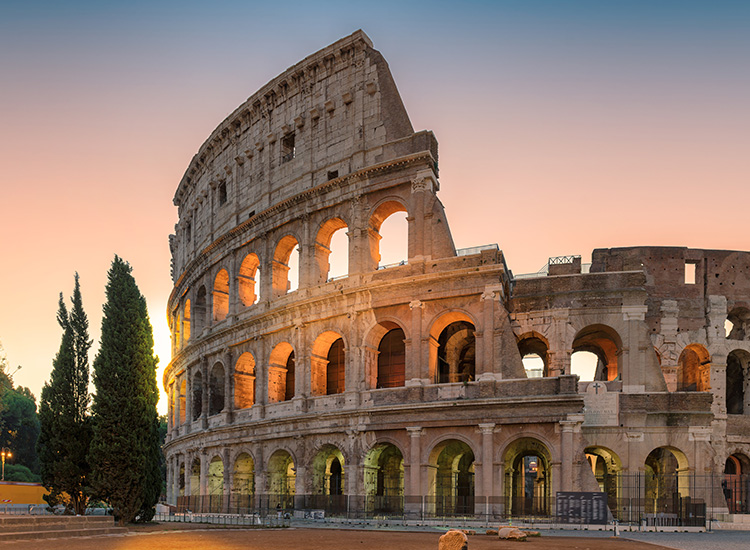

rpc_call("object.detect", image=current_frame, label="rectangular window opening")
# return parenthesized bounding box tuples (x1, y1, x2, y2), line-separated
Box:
(327, 170, 338, 181)
(218, 182, 227, 205)
(281, 133, 295, 163)
(685, 261, 698, 285)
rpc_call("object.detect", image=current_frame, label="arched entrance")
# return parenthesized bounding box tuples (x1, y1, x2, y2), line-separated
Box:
(584, 446, 622, 517)
(267, 450, 295, 511)
(311, 445, 346, 515)
(363, 443, 404, 515)
(724, 454, 750, 514)
(727, 350, 750, 414)
(232, 452, 255, 512)
(503, 438, 552, 517)
(644, 447, 689, 515)
(677, 344, 711, 392)
(207, 455, 224, 512)
(571, 324, 622, 381)
(429, 440, 475, 516)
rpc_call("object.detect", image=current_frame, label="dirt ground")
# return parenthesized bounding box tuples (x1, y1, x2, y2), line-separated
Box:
(4, 524, 674, 550)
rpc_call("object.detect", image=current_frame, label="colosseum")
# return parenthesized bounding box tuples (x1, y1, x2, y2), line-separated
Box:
(163, 30, 750, 525)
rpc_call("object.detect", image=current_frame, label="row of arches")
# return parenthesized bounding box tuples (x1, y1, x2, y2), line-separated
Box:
(171, 203, 409, 353)
(170, 315, 477, 426)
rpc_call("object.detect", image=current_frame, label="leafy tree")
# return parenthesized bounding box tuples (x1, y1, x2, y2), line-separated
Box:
(37, 274, 92, 515)
(4, 463, 41, 483)
(1, 388, 40, 473)
(89, 257, 161, 525)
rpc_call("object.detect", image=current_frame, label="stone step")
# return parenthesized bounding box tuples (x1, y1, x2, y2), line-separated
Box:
(0, 515, 115, 532)
(0, 526, 127, 542)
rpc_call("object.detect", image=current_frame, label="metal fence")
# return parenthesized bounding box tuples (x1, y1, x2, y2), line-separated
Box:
(167, 473, 749, 527)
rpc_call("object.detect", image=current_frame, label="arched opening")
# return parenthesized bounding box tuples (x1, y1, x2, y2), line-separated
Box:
(429, 440, 475, 516)
(183, 300, 191, 343)
(238, 253, 260, 306)
(190, 458, 200, 496)
(584, 446, 622, 517)
(178, 462, 185, 497)
(503, 437, 552, 516)
(644, 447, 689, 514)
(232, 453, 255, 512)
(723, 453, 750, 513)
(234, 352, 256, 409)
(173, 310, 181, 353)
(194, 287, 207, 334)
(179, 379, 186, 424)
(727, 307, 750, 340)
(727, 350, 750, 414)
(370, 200, 408, 270)
(213, 269, 229, 321)
(363, 443, 404, 515)
(268, 342, 295, 403)
(208, 455, 224, 496)
(268, 450, 295, 510)
(192, 370, 203, 421)
(518, 334, 549, 378)
(571, 325, 622, 382)
(437, 321, 475, 384)
(315, 217, 349, 283)
(311, 445, 346, 514)
(677, 344, 711, 392)
(208, 362, 225, 416)
(377, 328, 406, 388)
(310, 331, 345, 396)
(272, 235, 300, 297)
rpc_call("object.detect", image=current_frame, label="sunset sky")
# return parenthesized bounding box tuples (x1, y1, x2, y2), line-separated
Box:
(1, 1, 748, 414)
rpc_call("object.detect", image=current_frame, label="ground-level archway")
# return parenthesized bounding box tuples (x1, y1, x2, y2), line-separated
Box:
(503, 437, 552, 516)
(232, 452, 255, 512)
(724, 453, 750, 514)
(310, 444, 346, 515)
(585, 446, 622, 516)
(268, 450, 296, 510)
(644, 447, 689, 514)
(428, 439, 475, 516)
(363, 443, 404, 515)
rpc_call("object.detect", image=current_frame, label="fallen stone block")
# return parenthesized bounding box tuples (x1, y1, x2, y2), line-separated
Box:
(497, 527, 527, 541)
(439, 529, 469, 550)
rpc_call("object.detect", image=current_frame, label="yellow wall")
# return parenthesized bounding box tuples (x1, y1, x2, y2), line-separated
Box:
(0, 482, 49, 504)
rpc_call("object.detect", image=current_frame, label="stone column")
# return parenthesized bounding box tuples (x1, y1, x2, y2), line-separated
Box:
(225, 347, 234, 423)
(201, 357, 209, 429)
(548, 310, 571, 377)
(406, 427, 424, 496)
(199, 450, 208, 497)
(174, 375, 182, 436)
(710, 353, 728, 417)
(184, 369, 192, 434)
(185, 452, 193, 498)
(478, 288, 500, 378)
(479, 423, 496, 498)
(223, 448, 232, 512)
(406, 300, 424, 383)
(622, 305, 648, 393)
(559, 416, 583, 491)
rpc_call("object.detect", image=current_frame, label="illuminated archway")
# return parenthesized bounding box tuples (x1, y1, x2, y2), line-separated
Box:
(182, 300, 191, 344)
(314, 217, 349, 283)
(572, 324, 622, 381)
(234, 352, 256, 409)
(363, 443, 404, 515)
(644, 447, 689, 514)
(213, 269, 229, 321)
(238, 253, 260, 306)
(369, 200, 408, 270)
(377, 327, 406, 388)
(232, 452, 255, 511)
(517, 333, 549, 378)
(429, 439, 475, 516)
(267, 450, 295, 510)
(272, 235, 300, 297)
(503, 437, 552, 516)
(310, 331, 345, 396)
(268, 342, 295, 402)
(208, 362, 225, 416)
(584, 446, 622, 516)
(677, 344, 711, 392)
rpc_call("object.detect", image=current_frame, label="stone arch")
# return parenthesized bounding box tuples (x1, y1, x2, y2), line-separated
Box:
(311, 444, 346, 497)
(727, 306, 750, 340)
(584, 445, 623, 514)
(572, 324, 622, 382)
(368, 199, 409, 270)
(194, 286, 207, 334)
(644, 446, 690, 514)
(267, 449, 296, 509)
(234, 352, 256, 409)
(179, 379, 186, 424)
(213, 269, 229, 321)
(314, 217, 349, 283)
(311, 331, 346, 396)
(428, 439, 476, 516)
(724, 452, 750, 513)
(677, 343, 711, 391)
(190, 457, 200, 496)
(172, 309, 181, 352)
(727, 349, 750, 414)
(268, 342, 295, 403)
(429, 310, 477, 384)
(517, 331, 549, 378)
(502, 437, 552, 516)
(191, 369, 203, 420)
(178, 461, 185, 497)
(364, 442, 404, 515)
(272, 234, 300, 297)
(232, 452, 255, 509)
(208, 454, 224, 496)
(376, 323, 406, 389)
(182, 300, 191, 344)
(238, 253, 261, 306)
(209, 362, 225, 416)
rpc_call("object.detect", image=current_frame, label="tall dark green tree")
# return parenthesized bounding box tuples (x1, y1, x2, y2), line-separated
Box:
(89, 257, 161, 525)
(37, 274, 92, 514)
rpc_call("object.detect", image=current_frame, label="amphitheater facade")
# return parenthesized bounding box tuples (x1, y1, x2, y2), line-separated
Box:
(163, 31, 750, 522)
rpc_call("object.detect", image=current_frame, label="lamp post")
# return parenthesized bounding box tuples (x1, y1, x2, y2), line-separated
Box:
(0, 448, 10, 481)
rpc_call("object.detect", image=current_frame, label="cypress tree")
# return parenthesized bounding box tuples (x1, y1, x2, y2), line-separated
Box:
(37, 276, 92, 515)
(89, 257, 161, 525)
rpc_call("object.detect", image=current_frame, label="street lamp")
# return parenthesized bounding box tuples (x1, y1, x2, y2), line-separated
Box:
(0, 448, 10, 481)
